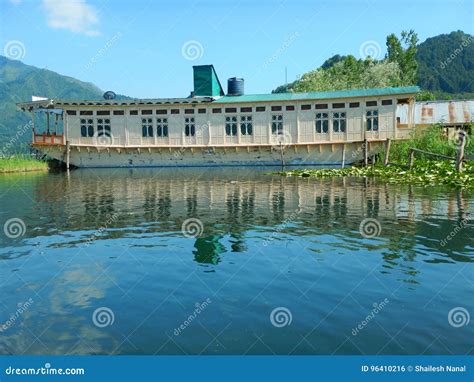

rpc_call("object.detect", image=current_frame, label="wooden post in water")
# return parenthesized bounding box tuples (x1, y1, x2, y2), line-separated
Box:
(65, 140, 70, 170)
(384, 138, 391, 166)
(363, 139, 368, 167)
(279, 141, 285, 172)
(456, 130, 466, 173)
(408, 148, 415, 169)
(341, 144, 346, 168)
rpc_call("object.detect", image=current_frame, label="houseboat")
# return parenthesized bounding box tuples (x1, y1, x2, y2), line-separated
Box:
(17, 65, 419, 168)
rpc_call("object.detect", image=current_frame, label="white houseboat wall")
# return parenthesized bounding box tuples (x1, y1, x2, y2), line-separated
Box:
(17, 65, 419, 168)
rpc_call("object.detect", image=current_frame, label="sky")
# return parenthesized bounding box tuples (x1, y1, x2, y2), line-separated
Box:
(1, 0, 473, 99)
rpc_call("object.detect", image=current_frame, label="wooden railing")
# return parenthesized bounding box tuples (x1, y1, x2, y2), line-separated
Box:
(33, 133, 64, 145)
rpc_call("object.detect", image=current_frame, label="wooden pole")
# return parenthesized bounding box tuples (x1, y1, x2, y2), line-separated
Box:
(408, 148, 415, 169)
(65, 140, 70, 170)
(363, 139, 368, 167)
(341, 144, 346, 168)
(384, 138, 391, 166)
(279, 141, 285, 172)
(456, 130, 466, 173)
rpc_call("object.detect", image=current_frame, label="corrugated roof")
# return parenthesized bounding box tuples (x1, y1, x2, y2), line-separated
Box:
(213, 86, 420, 103)
(397, 100, 473, 125)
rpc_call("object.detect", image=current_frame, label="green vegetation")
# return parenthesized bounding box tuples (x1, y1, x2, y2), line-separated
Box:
(274, 30, 474, 100)
(277, 125, 474, 189)
(0, 156, 48, 173)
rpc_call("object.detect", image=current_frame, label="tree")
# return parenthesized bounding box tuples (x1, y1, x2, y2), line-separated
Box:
(386, 30, 419, 86)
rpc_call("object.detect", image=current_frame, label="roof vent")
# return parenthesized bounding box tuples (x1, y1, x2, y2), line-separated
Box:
(103, 91, 116, 100)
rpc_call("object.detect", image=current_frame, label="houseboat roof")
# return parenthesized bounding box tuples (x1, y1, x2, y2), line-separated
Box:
(214, 86, 420, 103)
(17, 86, 420, 111)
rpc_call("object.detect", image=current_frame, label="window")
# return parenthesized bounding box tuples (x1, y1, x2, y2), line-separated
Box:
(142, 118, 153, 137)
(240, 107, 252, 113)
(171, 109, 180, 114)
(366, 110, 378, 131)
(185, 117, 195, 136)
(366, 101, 377, 107)
(156, 109, 167, 115)
(185, 109, 194, 114)
(97, 110, 110, 116)
(286, 105, 295, 111)
(80, 110, 93, 115)
(80, 118, 94, 137)
(349, 102, 360, 108)
(256, 106, 266, 112)
(315, 104, 328, 109)
(97, 118, 111, 137)
(271, 115, 283, 135)
(332, 112, 346, 133)
(225, 116, 238, 136)
(67, 110, 76, 115)
(382, 99, 393, 106)
(315, 113, 329, 134)
(240, 116, 252, 135)
(271, 106, 282, 111)
(212, 108, 222, 113)
(156, 118, 168, 137)
(141, 110, 153, 115)
(225, 107, 237, 113)
(301, 104, 311, 110)
(130, 110, 138, 115)
(113, 110, 124, 115)
(198, 108, 206, 114)
(332, 103, 345, 109)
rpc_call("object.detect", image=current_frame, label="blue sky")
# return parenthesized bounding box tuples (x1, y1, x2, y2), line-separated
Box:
(1, 0, 473, 98)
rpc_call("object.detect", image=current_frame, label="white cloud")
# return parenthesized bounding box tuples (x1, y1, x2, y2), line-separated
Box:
(43, 0, 100, 37)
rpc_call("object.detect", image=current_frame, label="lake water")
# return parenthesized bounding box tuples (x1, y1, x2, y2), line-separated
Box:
(0, 168, 472, 355)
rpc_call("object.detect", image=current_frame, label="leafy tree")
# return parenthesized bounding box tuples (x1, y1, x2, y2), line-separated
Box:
(385, 30, 418, 85)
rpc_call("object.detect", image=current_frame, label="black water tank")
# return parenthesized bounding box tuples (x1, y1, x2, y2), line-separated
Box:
(227, 77, 244, 96)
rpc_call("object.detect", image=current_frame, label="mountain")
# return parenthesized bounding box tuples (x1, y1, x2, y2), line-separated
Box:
(0, 55, 104, 150)
(417, 31, 474, 96)
(273, 31, 474, 99)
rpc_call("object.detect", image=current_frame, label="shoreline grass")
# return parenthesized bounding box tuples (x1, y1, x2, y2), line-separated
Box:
(0, 156, 49, 174)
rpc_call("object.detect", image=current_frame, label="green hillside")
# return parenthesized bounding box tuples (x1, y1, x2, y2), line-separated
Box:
(0, 56, 104, 150)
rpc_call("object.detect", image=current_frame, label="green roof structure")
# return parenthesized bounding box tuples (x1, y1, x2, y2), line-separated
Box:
(193, 65, 225, 97)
